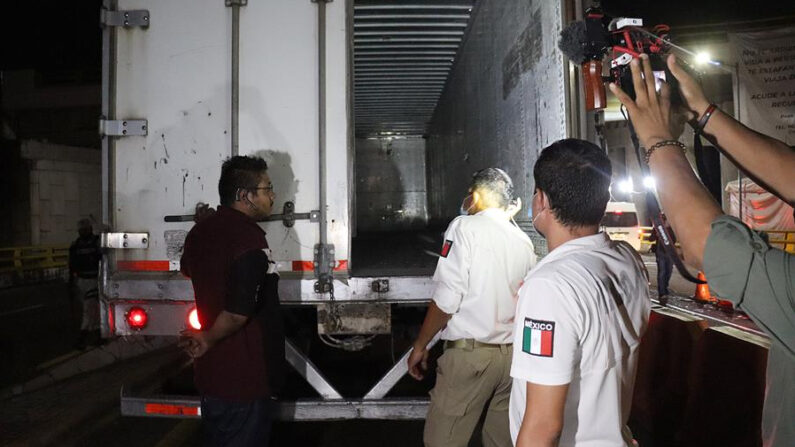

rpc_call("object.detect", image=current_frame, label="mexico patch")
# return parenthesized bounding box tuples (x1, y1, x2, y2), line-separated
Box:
(522, 318, 555, 357)
(440, 239, 453, 258)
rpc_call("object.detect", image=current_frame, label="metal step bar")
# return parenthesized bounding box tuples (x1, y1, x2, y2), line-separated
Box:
(121, 394, 430, 421)
(120, 335, 440, 420)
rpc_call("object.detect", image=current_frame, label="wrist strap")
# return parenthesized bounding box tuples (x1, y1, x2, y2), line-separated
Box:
(644, 140, 686, 164)
(695, 104, 717, 133)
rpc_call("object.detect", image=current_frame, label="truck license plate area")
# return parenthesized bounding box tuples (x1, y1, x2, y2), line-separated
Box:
(317, 303, 391, 335)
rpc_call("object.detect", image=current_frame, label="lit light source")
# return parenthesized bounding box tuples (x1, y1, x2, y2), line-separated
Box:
(695, 51, 712, 65)
(618, 178, 634, 194)
(126, 307, 148, 330)
(643, 176, 656, 190)
(188, 307, 202, 330)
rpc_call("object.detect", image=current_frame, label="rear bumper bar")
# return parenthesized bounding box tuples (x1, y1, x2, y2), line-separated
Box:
(120, 391, 430, 421)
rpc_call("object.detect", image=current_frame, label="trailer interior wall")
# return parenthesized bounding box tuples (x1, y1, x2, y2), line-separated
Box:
(112, 0, 349, 270)
(355, 136, 428, 231)
(426, 0, 567, 223)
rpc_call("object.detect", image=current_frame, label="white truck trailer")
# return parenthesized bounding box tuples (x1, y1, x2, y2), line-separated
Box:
(98, 0, 573, 420)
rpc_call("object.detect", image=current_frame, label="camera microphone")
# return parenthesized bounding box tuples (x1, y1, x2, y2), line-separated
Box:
(558, 21, 588, 65)
(558, 15, 610, 110)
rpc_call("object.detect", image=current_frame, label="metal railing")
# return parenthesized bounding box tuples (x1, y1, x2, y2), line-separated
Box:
(0, 245, 69, 274)
(765, 230, 795, 254)
(640, 226, 653, 243)
(640, 227, 795, 254)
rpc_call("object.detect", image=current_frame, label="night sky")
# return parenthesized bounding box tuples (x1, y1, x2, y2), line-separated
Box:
(2, 1, 794, 72)
(1, 0, 102, 71)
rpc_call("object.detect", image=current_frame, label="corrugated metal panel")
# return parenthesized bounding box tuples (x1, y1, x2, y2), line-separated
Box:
(425, 0, 567, 223)
(354, 1, 475, 137)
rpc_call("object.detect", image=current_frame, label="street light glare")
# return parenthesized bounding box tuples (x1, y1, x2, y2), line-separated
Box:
(618, 178, 633, 193)
(643, 176, 656, 189)
(695, 51, 711, 65)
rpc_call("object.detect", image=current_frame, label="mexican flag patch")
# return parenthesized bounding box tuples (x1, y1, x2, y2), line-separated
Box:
(522, 318, 555, 357)
(440, 239, 453, 258)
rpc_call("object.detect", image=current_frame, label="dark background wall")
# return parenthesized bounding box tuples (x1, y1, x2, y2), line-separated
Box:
(355, 137, 428, 231)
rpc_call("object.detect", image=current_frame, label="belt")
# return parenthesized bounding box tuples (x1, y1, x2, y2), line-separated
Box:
(444, 339, 511, 352)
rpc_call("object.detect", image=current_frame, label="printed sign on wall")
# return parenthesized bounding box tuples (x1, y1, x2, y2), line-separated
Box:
(730, 27, 795, 145)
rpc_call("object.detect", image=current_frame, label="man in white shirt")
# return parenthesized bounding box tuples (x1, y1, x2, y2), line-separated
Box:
(408, 168, 538, 447)
(510, 139, 651, 447)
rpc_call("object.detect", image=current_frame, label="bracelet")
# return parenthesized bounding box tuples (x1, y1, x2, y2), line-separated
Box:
(694, 103, 717, 133)
(644, 140, 686, 164)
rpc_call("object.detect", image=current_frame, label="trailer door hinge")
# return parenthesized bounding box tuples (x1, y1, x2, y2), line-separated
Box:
(99, 119, 148, 137)
(314, 244, 335, 294)
(225, 0, 248, 6)
(101, 232, 149, 249)
(371, 279, 390, 293)
(100, 9, 150, 28)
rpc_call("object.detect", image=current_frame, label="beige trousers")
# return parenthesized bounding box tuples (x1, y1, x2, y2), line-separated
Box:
(424, 344, 513, 447)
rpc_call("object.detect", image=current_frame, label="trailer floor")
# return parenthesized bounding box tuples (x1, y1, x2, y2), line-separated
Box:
(350, 228, 445, 277)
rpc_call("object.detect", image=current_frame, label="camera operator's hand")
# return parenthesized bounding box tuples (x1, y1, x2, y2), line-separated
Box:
(609, 54, 675, 148)
(666, 54, 710, 121)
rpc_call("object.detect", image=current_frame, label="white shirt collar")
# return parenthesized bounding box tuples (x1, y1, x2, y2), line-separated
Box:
(535, 232, 610, 269)
(475, 207, 510, 221)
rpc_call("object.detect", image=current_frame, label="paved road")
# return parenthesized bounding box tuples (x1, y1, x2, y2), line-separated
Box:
(2, 256, 710, 447)
(0, 280, 79, 388)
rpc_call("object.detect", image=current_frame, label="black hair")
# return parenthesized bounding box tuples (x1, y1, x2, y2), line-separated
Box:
(534, 138, 611, 227)
(218, 155, 269, 206)
(470, 167, 514, 208)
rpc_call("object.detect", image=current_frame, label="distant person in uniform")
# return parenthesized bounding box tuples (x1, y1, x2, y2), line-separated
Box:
(648, 214, 675, 298)
(408, 167, 537, 447)
(612, 53, 794, 447)
(69, 218, 101, 349)
(180, 155, 285, 447)
(510, 139, 651, 446)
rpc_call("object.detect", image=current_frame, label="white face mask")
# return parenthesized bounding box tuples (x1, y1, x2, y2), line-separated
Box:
(460, 194, 475, 215)
(530, 190, 546, 238)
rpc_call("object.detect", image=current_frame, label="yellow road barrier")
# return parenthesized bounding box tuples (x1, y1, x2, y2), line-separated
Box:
(641, 227, 794, 255)
(0, 245, 69, 274)
(765, 230, 795, 254)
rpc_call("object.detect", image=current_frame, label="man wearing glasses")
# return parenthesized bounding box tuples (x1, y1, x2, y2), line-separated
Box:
(180, 155, 284, 447)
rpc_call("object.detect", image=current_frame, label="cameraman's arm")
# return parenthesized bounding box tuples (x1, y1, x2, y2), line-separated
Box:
(646, 142, 721, 269)
(667, 55, 795, 205)
(610, 55, 722, 269)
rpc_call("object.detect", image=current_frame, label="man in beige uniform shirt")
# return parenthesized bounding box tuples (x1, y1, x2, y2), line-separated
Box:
(408, 168, 537, 447)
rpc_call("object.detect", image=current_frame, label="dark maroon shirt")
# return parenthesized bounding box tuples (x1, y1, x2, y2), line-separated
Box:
(181, 206, 283, 401)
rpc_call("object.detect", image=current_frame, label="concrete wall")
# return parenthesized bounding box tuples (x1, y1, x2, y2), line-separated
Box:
(355, 137, 428, 231)
(1, 70, 101, 149)
(426, 0, 567, 223)
(20, 141, 101, 245)
(0, 143, 31, 246)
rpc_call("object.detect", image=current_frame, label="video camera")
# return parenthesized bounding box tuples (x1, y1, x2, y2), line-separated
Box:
(559, 6, 684, 111)
(559, 6, 708, 287)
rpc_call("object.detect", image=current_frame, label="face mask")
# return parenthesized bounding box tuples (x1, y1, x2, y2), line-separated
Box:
(460, 194, 474, 215)
(530, 191, 546, 238)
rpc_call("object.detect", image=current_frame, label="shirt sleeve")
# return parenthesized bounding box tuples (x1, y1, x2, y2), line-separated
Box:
(431, 217, 472, 314)
(226, 249, 268, 317)
(510, 276, 582, 386)
(703, 215, 795, 356)
(180, 232, 194, 278)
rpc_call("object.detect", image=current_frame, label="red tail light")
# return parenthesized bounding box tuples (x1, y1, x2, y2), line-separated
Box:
(188, 308, 202, 330)
(126, 307, 148, 329)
